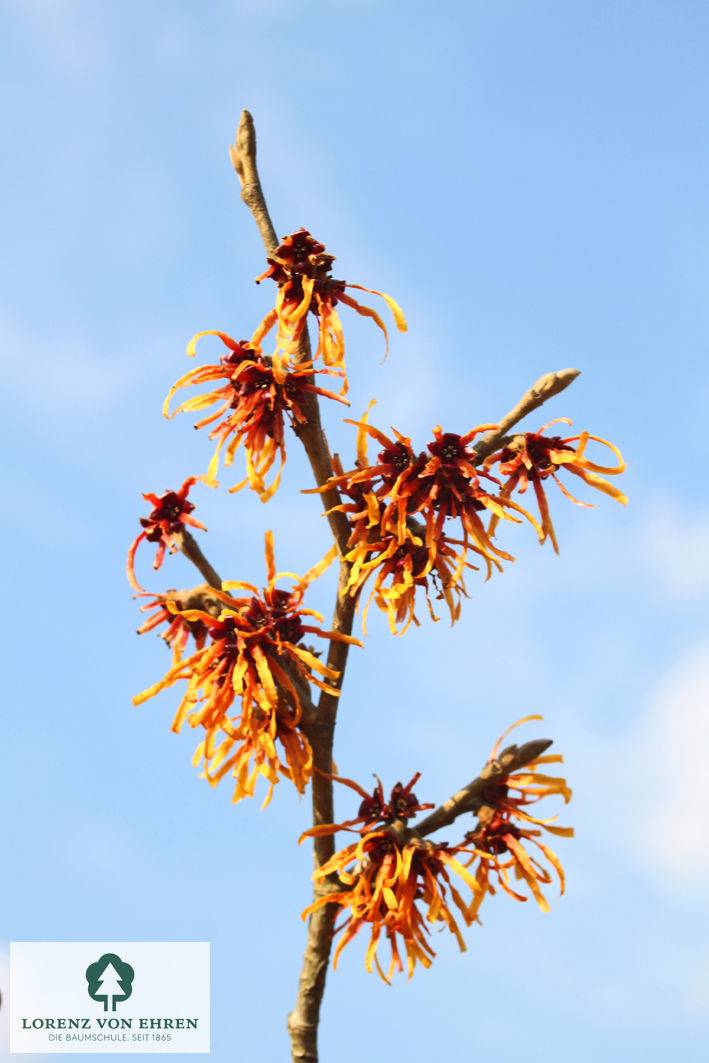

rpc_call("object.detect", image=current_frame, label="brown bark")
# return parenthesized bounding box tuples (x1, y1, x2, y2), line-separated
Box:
(173, 527, 222, 589)
(472, 368, 580, 464)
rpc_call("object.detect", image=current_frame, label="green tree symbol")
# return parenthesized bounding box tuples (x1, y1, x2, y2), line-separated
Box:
(86, 953, 134, 1012)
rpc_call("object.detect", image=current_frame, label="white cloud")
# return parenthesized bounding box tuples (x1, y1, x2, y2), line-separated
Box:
(616, 642, 709, 890)
(637, 496, 709, 600)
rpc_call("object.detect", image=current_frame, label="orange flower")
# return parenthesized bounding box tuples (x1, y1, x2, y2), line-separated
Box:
(301, 775, 482, 981)
(464, 716, 573, 915)
(136, 592, 210, 663)
(127, 477, 207, 592)
(484, 419, 627, 552)
(164, 331, 348, 501)
(192, 701, 314, 807)
(134, 533, 360, 805)
(347, 525, 474, 634)
(253, 228, 407, 383)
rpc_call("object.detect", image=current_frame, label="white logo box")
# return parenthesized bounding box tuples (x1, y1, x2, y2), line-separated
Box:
(10, 942, 210, 1054)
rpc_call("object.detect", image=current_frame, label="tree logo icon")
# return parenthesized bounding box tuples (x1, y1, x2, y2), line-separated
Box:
(85, 953, 134, 1012)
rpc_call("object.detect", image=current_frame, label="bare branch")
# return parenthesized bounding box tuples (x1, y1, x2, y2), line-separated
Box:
(472, 368, 581, 464)
(172, 528, 223, 589)
(286, 885, 339, 1063)
(288, 582, 358, 1063)
(230, 111, 279, 257)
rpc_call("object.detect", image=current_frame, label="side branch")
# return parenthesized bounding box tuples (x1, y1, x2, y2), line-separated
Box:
(173, 528, 223, 589)
(413, 738, 553, 839)
(472, 368, 580, 464)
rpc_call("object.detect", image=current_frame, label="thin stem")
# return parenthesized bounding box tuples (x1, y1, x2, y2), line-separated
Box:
(173, 527, 223, 589)
(472, 368, 580, 464)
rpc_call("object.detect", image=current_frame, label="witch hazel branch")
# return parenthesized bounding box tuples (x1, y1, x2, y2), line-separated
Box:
(127, 110, 626, 1063)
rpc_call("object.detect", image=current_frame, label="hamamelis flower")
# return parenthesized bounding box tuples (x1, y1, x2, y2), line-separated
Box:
(136, 591, 210, 663)
(164, 330, 348, 502)
(127, 477, 207, 592)
(307, 771, 435, 831)
(192, 698, 314, 807)
(253, 228, 407, 380)
(301, 775, 481, 981)
(464, 716, 573, 916)
(484, 419, 627, 552)
(347, 526, 474, 635)
(133, 534, 360, 805)
(322, 405, 537, 580)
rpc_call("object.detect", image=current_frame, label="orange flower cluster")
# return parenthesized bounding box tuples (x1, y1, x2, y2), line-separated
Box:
(484, 418, 627, 552)
(318, 406, 536, 632)
(253, 228, 407, 383)
(134, 534, 360, 807)
(164, 331, 348, 501)
(302, 774, 480, 981)
(463, 716, 573, 915)
(127, 477, 207, 592)
(301, 720, 572, 980)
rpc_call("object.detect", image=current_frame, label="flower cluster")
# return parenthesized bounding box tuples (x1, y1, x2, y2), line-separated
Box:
(463, 716, 573, 916)
(484, 418, 627, 552)
(318, 405, 536, 631)
(253, 228, 407, 383)
(302, 774, 479, 981)
(301, 720, 572, 979)
(164, 331, 347, 501)
(134, 534, 360, 806)
(127, 477, 207, 592)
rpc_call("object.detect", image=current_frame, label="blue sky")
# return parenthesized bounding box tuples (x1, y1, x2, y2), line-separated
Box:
(2, 1, 708, 1060)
